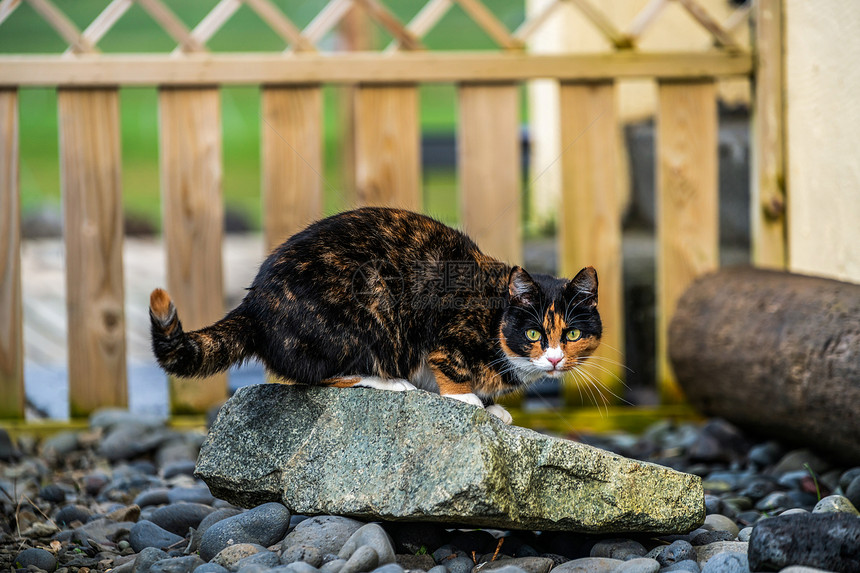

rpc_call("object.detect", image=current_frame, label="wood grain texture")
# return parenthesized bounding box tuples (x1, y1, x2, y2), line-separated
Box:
(261, 85, 323, 251)
(58, 88, 127, 417)
(354, 85, 421, 210)
(458, 83, 522, 266)
(0, 88, 23, 418)
(159, 87, 227, 414)
(558, 81, 624, 407)
(751, 0, 786, 268)
(0, 52, 753, 86)
(656, 80, 718, 403)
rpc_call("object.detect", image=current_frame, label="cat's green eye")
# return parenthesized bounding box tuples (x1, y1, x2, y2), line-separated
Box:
(566, 329, 582, 342)
(525, 329, 541, 342)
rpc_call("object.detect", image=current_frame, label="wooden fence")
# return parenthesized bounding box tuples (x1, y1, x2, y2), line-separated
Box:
(0, 0, 783, 424)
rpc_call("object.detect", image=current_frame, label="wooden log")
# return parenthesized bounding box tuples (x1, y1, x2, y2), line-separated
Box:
(353, 84, 421, 210)
(261, 85, 323, 251)
(656, 80, 718, 404)
(0, 88, 23, 419)
(58, 88, 128, 417)
(159, 87, 227, 414)
(458, 82, 522, 266)
(558, 81, 624, 406)
(669, 267, 860, 464)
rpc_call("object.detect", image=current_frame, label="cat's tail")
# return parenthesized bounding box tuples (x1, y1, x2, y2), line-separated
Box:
(149, 288, 255, 378)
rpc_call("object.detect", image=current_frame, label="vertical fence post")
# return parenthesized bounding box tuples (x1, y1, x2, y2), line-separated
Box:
(0, 88, 23, 419)
(159, 87, 227, 414)
(752, 0, 786, 268)
(58, 88, 128, 417)
(261, 85, 323, 252)
(656, 80, 719, 403)
(353, 84, 421, 210)
(458, 82, 522, 266)
(558, 80, 624, 406)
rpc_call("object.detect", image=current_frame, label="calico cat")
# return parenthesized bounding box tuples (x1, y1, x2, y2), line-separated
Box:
(150, 207, 601, 423)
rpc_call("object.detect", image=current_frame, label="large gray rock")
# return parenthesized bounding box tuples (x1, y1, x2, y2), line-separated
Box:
(195, 385, 704, 533)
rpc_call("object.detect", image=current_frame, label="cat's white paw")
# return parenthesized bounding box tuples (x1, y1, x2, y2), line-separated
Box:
(486, 404, 513, 425)
(356, 377, 417, 391)
(443, 393, 484, 408)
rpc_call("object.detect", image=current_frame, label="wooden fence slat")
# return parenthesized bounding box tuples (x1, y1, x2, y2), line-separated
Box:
(159, 87, 227, 414)
(0, 88, 23, 419)
(261, 85, 323, 251)
(656, 80, 718, 403)
(558, 81, 624, 407)
(58, 88, 127, 417)
(751, 0, 786, 268)
(458, 83, 522, 266)
(353, 85, 421, 210)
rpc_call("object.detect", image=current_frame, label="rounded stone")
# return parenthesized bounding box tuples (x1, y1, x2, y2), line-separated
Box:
(194, 565, 231, 573)
(550, 557, 623, 573)
(844, 475, 860, 509)
(235, 551, 281, 571)
(660, 560, 700, 573)
(200, 502, 291, 562)
(338, 524, 396, 565)
(39, 484, 67, 504)
(282, 544, 324, 568)
(162, 460, 198, 480)
(474, 557, 552, 573)
(838, 467, 860, 491)
(150, 556, 206, 573)
(612, 557, 660, 573)
(168, 486, 215, 506)
(589, 538, 646, 560)
(133, 547, 170, 573)
(135, 488, 172, 508)
(748, 512, 860, 572)
(15, 548, 58, 572)
(55, 504, 92, 526)
(737, 528, 753, 543)
(282, 516, 365, 556)
(130, 520, 186, 552)
(211, 544, 269, 570)
(703, 514, 740, 537)
(700, 552, 749, 573)
(477, 567, 526, 573)
(812, 495, 860, 515)
(653, 541, 696, 567)
(321, 559, 347, 573)
(150, 503, 217, 536)
(340, 545, 379, 573)
(690, 531, 735, 546)
(371, 565, 405, 573)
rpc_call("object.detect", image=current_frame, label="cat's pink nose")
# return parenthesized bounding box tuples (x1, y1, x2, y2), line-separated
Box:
(548, 356, 562, 368)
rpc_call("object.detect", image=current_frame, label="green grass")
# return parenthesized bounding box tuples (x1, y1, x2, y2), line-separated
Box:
(2, 0, 527, 233)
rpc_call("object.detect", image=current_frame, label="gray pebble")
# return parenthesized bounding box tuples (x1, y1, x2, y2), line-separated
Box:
(235, 551, 281, 571)
(736, 528, 753, 543)
(282, 544, 324, 568)
(700, 552, 749, 573)
(703, 514, 739, 538)
(135, 488, 172, 508)
(844, 475, 860, 509)
(130, 520, 186, 552)
(278, 563, 323, 573)
(690, 531, 735, 546)
(54, 504, 92, 526)
(550, 557, 622, 572)
(590, 539, 646, 560)
(235, 565, 271, 573)
(694, 543, 748, 567)
(168, 486, 215, 505)
(193, 565, 231, 573)
(778, 508, 809, 517)
(200, 503, 291, 562)
(162, 459, 198, 479)
(474, 557, 553, 573)
(476, 567, 526, 573)
(653, 541, 696, 567)
(432, 546, 455, 564)
(427, 566, 448, 573)
(150, 556, 206, 573)
(150, 503, 216, 536)
(321, 559, 347, 573)
(613, 558, 659, 573)
(282, 516, 365, 556)
(812, 494, 859, 515)
(15, 548, 58, 572)
(133, 547, 170, 573)
(340, 545, 379, 573)
(444, 555, 475, 573)
(661, 559, 700, 572)
(41, 431, 80, 457)
(371, 565, 406, 573)
(339, 524, 396, 565)
(754, 492, 799, 512)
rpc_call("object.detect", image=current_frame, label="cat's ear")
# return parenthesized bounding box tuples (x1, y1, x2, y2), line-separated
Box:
(508, 266, 538, 305)
(566, 266, 598, 307)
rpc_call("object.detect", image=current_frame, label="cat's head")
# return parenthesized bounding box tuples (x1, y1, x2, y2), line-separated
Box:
(498, 266, 602, 385)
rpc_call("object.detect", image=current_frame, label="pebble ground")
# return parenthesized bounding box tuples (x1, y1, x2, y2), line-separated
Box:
(2, 412, 859, 573)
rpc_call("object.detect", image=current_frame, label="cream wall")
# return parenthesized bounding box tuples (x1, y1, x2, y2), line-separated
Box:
(785, 0, 860, 284)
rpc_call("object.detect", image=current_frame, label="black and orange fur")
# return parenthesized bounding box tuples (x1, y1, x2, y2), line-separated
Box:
(150, 208, 601, 407)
